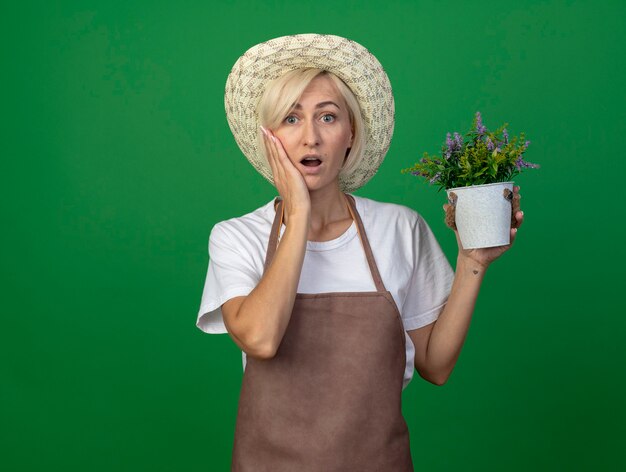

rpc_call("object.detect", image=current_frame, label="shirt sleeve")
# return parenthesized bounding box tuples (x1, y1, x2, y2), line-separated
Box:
(196, 222, 261, 334)
(402, 215, 454, 331)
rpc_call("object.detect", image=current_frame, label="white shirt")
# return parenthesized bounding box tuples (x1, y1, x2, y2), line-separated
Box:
(197, 194, 454, 389)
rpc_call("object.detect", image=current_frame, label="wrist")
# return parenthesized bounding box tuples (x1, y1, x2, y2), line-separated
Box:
(284, 212, 310, 236)
(456, 254, 489, 276)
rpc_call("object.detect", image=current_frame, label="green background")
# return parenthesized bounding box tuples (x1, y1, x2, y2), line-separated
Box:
(3, 0, 625, 470)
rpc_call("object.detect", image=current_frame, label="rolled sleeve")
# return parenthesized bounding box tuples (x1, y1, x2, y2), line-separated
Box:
(401, 216, 454, 330)
(196, 223, 261, 334)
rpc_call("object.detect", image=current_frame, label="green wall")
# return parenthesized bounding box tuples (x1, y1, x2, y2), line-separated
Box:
(3, 1, 625, 470)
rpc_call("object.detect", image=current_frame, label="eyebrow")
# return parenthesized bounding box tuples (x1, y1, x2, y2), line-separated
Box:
(292, 101, 341, 110)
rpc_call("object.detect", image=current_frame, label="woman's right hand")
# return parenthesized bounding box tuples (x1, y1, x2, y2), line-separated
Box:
(221, 127, 311, 359)
(261, 126, 311, 222)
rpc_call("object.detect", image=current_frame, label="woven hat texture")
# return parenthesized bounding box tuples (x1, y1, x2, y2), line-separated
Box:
(224, 33, 395, 192)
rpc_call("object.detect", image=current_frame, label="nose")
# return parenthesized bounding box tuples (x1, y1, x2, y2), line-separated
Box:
(302, 120, 320, 147)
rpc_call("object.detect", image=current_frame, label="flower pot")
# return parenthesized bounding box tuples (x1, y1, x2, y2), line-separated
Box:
(446, 181, 514, 249)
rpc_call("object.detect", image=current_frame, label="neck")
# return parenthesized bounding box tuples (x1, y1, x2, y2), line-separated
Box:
(309, 185, 350, 230)
(283, 183, 351, 232)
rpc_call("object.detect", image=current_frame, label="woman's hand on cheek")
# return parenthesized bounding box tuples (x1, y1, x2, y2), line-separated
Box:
(443, 185, 524, 270)
(261, 127, 311, 221)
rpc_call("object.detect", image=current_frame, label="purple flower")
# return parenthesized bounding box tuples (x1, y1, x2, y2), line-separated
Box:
(475, 111, 487, 135)
(453, 132, 463, 151)
(429, 172, 442, 184)
(515, 155, 540, 170)
(445, 133, 453, 159)
(502, 128, 509, 144)
(486, 137, 495, 151)
(524, 140, 531, 150)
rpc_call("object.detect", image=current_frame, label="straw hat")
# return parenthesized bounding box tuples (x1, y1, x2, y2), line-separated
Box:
(224, 33, 395, 192)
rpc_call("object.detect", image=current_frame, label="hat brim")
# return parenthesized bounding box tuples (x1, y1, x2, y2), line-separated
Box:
(224, 34, 395, 193)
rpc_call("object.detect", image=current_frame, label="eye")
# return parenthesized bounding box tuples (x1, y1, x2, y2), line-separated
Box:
(321, 114, 336, 123)
(284, 115, 298, 125)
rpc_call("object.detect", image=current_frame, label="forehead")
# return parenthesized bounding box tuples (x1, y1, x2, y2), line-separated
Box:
(298, 75, 343, 102)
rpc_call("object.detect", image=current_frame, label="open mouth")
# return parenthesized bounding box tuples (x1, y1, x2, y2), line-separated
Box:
(301, 157, 322, 167)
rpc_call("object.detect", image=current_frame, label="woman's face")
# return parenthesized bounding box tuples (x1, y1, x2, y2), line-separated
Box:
(273, 75, 353, 193)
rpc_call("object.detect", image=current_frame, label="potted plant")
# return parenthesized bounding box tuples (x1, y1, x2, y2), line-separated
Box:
(402, 112, 538, 249)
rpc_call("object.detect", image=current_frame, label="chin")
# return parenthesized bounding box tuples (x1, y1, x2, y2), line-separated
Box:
(304, 177, 340, 194)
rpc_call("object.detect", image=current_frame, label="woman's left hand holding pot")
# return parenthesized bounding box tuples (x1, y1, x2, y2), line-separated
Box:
(444, 185, 524, 270)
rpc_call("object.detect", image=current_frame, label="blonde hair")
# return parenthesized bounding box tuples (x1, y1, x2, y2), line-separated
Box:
(256, 68, 366, 179)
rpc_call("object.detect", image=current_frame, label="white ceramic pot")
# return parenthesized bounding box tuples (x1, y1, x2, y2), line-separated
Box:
(446, 181, 514, 249)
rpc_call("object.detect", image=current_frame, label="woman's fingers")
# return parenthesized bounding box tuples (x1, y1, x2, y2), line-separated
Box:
(442, 203, 457, 230)
(261, 127, 279, 180)
(262, 127, 285, 174)
(509, 227, 518, 246)
(260, 127, 310, 215)
(510, 186, 523, 242)
(268, 130, 299, 179)
(443, 191, 458, 230)
(262, 126, 287, 185)
(510, 186, 523, 228)
(270, 132, 309, 198)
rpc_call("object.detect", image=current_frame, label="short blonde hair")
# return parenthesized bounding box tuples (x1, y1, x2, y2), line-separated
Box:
(256, 68, 366, 179)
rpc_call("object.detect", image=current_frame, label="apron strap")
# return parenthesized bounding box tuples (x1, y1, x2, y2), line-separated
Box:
(263, 197, 284, 273)
(344, 194, 386, 292)
(264, 194, 387, 293)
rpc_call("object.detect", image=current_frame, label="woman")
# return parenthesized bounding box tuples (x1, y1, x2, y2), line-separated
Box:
(197, 34, 523, 471)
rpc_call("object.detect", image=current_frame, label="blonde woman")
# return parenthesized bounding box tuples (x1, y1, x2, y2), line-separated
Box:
(197, 34, 523, 471)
